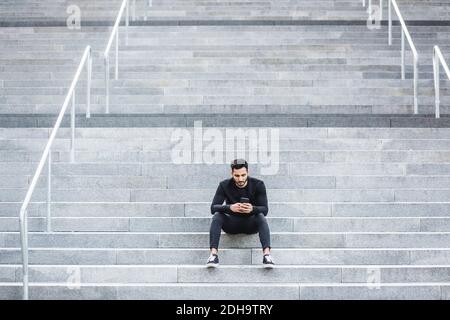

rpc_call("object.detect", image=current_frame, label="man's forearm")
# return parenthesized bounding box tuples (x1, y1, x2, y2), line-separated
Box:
(211, 204, 231, 214)
(252, 205, 268, 216)
(210, 184, 231, 215)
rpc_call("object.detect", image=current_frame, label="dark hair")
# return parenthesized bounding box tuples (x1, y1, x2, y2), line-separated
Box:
(231, 159, 248, 171)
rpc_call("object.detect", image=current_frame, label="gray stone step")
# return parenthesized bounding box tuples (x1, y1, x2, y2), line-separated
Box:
(0, 161, 443, 176)
(4, 180, 450, 202)
(3, 201, 450, 218)
(5, 174, 450, 190)
(1, 114, 450, 128)
(1, 0, 449, 23)
(4, 137, 450, 151)
(2, 248, 450, 265)
(0, 282, 448, 300)
(0, 79, 435, 89)
(4, 127, 450, 139)
(2, 150, 450, 163)
(2, 187, 447, 202)
(2, 264, 450, 284)
(2, 232, 450, 248)
(4, 105, 450, 115)
(3, 216, 450, 232)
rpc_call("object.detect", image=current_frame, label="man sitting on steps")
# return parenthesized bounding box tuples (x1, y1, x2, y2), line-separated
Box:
(207, 158, 274, 269)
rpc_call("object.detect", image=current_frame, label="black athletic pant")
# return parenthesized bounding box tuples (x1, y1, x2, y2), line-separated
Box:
(209, 212, 271, 250)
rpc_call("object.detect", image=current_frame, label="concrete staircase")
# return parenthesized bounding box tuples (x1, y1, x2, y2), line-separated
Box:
(1, 0, 450, 300)
(1, 24, 450, 117)
(1, 127, 450, 299)
(2, 0, 450, 24)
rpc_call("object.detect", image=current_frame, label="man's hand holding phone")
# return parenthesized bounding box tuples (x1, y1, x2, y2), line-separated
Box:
(239, 202, 253, 214)
(230, 198, 253, 214)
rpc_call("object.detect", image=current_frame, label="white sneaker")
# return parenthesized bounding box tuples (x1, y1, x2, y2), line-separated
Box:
(206, 254, 219, 268)
(263, 254, 275, 269)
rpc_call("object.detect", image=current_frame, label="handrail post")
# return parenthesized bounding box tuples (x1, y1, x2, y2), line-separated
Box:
(21, 209, 29, 300)
(70, 91, 76, 163)
(115, 30, 119, 80)
(433, 48, 440, 118)
(413, 57, 418, 114)
(86, 49, 92, 118)
(126, 0, 129, 46)
(105, 57, 110, 114)
(401, 30, 405, 80)
(388, 0, 392, 45)
(47, 151, 52, 232)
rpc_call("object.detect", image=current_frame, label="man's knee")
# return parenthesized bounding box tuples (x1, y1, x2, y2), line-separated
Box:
(254, 212, 268, 224)
(212, 212, 224, 222)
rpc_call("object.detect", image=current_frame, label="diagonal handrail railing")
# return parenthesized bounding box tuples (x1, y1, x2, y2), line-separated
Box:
(19, 46, 92, 300)
(388, 0, 419, 113)
(104, 0, 130, 114)
(433, 46, 450, 118)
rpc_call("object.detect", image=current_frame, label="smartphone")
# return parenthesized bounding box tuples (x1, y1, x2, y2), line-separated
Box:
(240, 197, 250, 203)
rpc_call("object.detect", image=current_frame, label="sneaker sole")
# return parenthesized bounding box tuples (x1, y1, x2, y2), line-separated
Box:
(206, 263, 219, 268)
(263, 264, 274, 269)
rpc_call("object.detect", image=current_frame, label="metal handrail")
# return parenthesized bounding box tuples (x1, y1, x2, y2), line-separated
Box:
(433, 46, 450, 118)
(19, 46, 92, 300)
(388, 0, 419, 113)
(104, 0, 130, 114)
